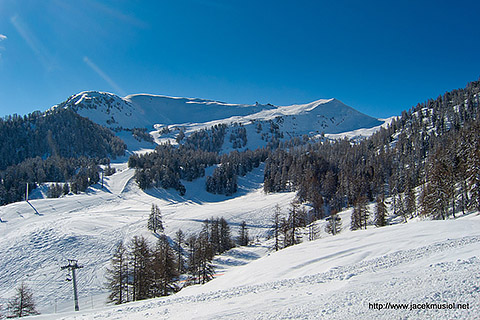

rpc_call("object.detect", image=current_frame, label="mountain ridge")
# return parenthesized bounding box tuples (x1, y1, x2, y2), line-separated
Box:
(56, 91, 383, 135)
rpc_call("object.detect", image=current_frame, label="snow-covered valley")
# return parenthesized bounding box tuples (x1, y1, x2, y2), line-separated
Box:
(1, 159, 478, 319)
(0, 162, 295, 315)
(1, 89, 479, 320)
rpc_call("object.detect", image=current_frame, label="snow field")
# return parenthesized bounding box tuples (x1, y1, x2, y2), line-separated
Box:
(0, 163, 295, 314)
(30, 213, 480, 320)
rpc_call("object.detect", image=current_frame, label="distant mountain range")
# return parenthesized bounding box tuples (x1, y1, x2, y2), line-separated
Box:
(56, 91, 383, 136)
(0, 90, 386, 206)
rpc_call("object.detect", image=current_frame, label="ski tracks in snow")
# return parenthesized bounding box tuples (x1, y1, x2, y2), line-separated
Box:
(46, 235, 480, 319)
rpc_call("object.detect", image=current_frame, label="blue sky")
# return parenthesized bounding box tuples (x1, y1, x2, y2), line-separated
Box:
(0, 0, 479, 118)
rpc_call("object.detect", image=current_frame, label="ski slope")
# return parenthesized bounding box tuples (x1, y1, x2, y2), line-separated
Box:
(0, 162, 296, 314)
(1, 158, 479, 319)
(30, 212, 480, 320)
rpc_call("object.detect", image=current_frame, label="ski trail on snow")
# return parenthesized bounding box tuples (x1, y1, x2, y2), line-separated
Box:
(42, 235, 480, 320)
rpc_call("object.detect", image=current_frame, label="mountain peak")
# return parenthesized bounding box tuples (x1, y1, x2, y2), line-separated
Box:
(55, 91, 381, 137)
(57, 91, 277, 129)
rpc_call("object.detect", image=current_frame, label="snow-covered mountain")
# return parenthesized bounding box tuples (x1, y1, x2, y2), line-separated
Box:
(55, 91, 385, 155)
(57, 91, 382, 134)
(3, 87, 478, 320)
(57, 91, 275, 129)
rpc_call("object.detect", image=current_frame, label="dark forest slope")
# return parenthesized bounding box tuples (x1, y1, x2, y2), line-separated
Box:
(0, 108, 126, 205)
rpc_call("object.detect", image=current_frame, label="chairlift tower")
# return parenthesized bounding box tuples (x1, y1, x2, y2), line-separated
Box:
(61, 259, 83, 311)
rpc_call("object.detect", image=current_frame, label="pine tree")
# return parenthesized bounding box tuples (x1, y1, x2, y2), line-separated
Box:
(390, 188, 398, 217)
(272, 204, 282, 251)
(128, 236, 152, 301)
(7, 283, 39, 318)
(280, 216, 291, 248)
(466, 125, 480, 211)
(105, 241, 128, 304)
(308, 221, 319, 240)
(325, 210, 342, 235)
(176, 128, 185, 143)
(148, 204, 164, 234)
(151, 235, 179, 297)
(238, 220, 249, 246)
(174, 229, 185, 274)
(457, 130, 470, 215)
(288, 202, 302, 245)
(351, 196, 368, 230)
(47, 183, 63, 198)
(397, 194, 408, 223)
(210, 218, 220, 254)
(311, 193, 325, 220)
(351, 204, 361, 231)
(186, 226, 216, 285)
(219, 217, 233, 253)
(405, 184, 417, 218)
(374, 195, 387, 227)
(186, 234, 198, 282)
(425, 149, 451, 220)
(197, 226, 215, 284)
(62, 182, 70, 195)
(420, 182, 435, 217)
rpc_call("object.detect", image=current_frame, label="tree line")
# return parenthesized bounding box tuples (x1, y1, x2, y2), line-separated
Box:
(229, 123, 247, 149)
(130, 123, 271, 196)
(264, 79, 480, 223)
(0, 156, 109, 205)
(181, 124, 227, 152)
(0, 108, 125, 206)
(0, 108, 125, 171)
(269, 201, 344, 253)
(106, 205, 241, 304)
(128, 143, 218, 195)
(206, 148, 270, 195)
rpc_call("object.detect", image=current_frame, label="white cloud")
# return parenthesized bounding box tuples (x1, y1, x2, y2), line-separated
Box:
(11, 15, 54, 70)
(0, 34, 5, 62)
(83, 56, 126, 96)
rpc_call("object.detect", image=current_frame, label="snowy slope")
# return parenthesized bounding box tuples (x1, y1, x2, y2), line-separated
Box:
(242, 98, 383, 135)
(57, 91, 275, 129)
(56, 91, 382, 134)
(1, 155, 479, 320)
(1, 156, 479, 319)
(325, 116, 396, 141)
(29, 213, 480, 320)
(53, 91, 387, 154)
(0, 163, 296, 314)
